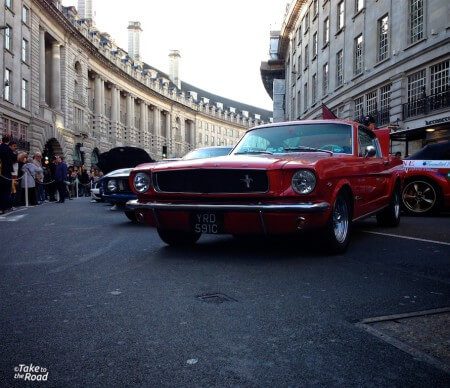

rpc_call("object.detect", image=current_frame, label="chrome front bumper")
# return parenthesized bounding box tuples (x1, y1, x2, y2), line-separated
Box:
(126, 199, 330, 213)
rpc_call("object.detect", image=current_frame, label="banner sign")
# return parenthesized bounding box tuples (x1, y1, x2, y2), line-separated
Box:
(403, 160, 450, 169)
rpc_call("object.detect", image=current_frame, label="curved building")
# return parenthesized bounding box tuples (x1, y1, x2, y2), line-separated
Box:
(261, 0, 449, 155)
(1, 0, 272, 166)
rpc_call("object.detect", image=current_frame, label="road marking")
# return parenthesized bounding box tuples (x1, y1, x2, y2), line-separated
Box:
(363, 231, 450, 246)
(0, 214, 27, 222)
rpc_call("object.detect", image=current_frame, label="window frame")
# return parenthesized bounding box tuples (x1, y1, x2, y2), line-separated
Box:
(22, 5, 29, 24)
(337, 1, 345, 32)
(4, 24, 12, 51)
(4, 68, 12, 102)
(336, 50, 344, 87)
(353, 34, 364, 75)
(377, 14, 390, 62)
(408, 0, 424, 44)
(323, 17, 330, 46)
(21, 38, 29, 63)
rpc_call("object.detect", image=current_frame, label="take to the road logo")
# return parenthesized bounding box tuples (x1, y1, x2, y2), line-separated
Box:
(13, 364, 49, 382)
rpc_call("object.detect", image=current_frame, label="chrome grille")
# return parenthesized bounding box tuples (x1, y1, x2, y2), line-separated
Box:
(154, 169, 268, 194)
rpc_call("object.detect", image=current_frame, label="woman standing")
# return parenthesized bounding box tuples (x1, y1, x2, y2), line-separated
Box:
(21, 157, 38, 206)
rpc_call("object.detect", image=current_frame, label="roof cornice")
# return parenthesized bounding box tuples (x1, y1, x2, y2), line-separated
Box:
(278, 0, 307, 59)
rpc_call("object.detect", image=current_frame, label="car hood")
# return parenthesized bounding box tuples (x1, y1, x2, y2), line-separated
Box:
(135, 153, 336, 172)
(103, 168, 133, 178)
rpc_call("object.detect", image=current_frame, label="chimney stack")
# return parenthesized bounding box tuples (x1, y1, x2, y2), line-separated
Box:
(127, 21, 142, 62)
(78, 0, 93, 20)
(169, 50, 181, 89)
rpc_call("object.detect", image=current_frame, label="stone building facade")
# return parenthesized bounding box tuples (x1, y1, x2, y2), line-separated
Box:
(261, 0, 450, 156)
(1, 0, 272, 167)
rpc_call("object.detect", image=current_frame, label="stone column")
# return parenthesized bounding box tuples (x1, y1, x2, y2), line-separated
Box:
(39, 29, 46, 105)
(111, 86, 118, 123)
(100, 78, 105, 116)
(51, 42, 61, 111)
(153, 107, 160, 138)
(94, 75, 102, 116)
(126, 94, 133, 130)
(165, 111, 171, 154)
(140, 101, 148, 133)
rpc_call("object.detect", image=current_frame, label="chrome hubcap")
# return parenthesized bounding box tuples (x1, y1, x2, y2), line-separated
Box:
(333, 197, 349, 243)
(402, 181, 436, 213)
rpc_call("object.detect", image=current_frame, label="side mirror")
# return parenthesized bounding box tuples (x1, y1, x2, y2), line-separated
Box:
(364, 145, 376, 158)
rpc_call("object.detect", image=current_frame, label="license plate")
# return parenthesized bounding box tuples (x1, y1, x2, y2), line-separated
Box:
(191, 212, 223, 234)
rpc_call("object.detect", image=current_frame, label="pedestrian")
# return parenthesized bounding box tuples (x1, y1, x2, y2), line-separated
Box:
(0, 135, 18, 214)
(54, 155, 68, 203)
(79, 165, 90, 196)
(33, 152, 45, 204)
(21, 157, 38, 206)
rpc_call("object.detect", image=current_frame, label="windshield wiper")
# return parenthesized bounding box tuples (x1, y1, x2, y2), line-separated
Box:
(235, 150, 273, 155)
(283, 146, 333, 155)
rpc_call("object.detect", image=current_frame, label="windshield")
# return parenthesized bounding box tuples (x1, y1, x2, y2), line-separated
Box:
(233, 123, 353, 155)
(182, 147, 232, 160)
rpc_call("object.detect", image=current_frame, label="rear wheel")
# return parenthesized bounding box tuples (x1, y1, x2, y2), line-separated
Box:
(157, 229, 201, 246)
(377, 184, 401, 226)
(402, 180, 439, 215)
(324, 191, 351, 254)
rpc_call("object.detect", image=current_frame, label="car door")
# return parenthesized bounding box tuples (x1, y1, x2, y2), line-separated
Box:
(357, 126, 388, 214)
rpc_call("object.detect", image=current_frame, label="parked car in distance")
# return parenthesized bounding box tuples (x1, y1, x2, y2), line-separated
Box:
(402, 140, 450, 215)
(182, 146, 233, 160)
(127, 120, 404, 253)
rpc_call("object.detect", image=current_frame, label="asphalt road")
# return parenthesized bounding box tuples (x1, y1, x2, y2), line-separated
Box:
(1, 198, 449, 387)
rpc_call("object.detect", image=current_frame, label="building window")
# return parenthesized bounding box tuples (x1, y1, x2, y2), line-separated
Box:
(430, 60, 449, 96)
(21, 38, 29, 63)
(312, 33, 318, 58)
(409, 0, 424, 44)
(5, 0, 12, 9)
(304, 83, 308, 111)
(322, 63, 329, 96)
(312, 74, 317, 104)
(4, 25, 12, 51)
(297, 90, 301, 117)
(336, 50, 344, 87)
(380, 84, 391, 123)
(337, 1, 345, 31)
(354, 96, 364, 119)
(297, 54, 302, 75)
(407, 69, 426, 102)
(304, 44, 309, 69)
(377, 15, 389, 62)
(4, 69, 11, 101)
(22, 5, 29, 24)
(304, 11, 310, 33)
(365, 91, 378, 117)
(353, 34, 364, 75)
(323, 18, 330, 46)
(298, 24, 302, 42)
(313, 0, 319, 17)
(355, 0, 364, 13)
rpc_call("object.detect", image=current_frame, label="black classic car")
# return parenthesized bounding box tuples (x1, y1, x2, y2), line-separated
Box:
(97, 147, 155, 222)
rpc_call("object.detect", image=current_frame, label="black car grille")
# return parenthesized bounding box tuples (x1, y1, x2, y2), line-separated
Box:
(154, 169, 268, 194)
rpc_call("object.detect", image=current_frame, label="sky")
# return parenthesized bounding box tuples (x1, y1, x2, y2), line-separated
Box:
(61, 0, 289, 112)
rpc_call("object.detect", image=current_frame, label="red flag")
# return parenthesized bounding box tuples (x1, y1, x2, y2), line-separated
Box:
(321, 104, 337, 119)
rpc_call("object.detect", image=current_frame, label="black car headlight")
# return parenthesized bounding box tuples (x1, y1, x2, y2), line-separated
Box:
(107, 179, 118, 192)
(292, 170, 316, 195)
(133, 172, 151, 193)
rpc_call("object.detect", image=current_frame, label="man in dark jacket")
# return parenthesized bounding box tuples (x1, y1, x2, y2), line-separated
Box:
(0, 135, 17, 213)
(54, 155, 68, 203)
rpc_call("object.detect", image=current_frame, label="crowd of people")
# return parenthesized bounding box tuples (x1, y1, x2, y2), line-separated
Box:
(0, 135, 103, 215)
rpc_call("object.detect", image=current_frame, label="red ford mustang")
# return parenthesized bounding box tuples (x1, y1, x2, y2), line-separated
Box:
(127, 120, 404, 253)
(402, 140, 450, 215)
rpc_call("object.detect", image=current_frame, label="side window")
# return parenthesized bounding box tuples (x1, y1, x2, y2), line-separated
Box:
(358, 126, 380, 157)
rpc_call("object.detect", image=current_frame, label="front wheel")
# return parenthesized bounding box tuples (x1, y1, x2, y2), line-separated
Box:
(376, 185, 401, 227)
(402, 180, 439, 215)
(157, 229, 201, 246)
(324, 191, 351, 254)
(124, 210, 138, 223)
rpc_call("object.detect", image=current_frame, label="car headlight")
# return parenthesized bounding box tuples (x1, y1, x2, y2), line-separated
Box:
(292, 170, 316, 195)
(133, 172, 151, 193)
(107, 179, 118, 192)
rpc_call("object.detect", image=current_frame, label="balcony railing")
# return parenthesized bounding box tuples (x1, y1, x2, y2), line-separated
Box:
(354, 108, 390, 127)
(403, 90, 450, 120)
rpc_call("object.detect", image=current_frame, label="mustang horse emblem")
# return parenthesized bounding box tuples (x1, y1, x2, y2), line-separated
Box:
(240, 174, 253, 188)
